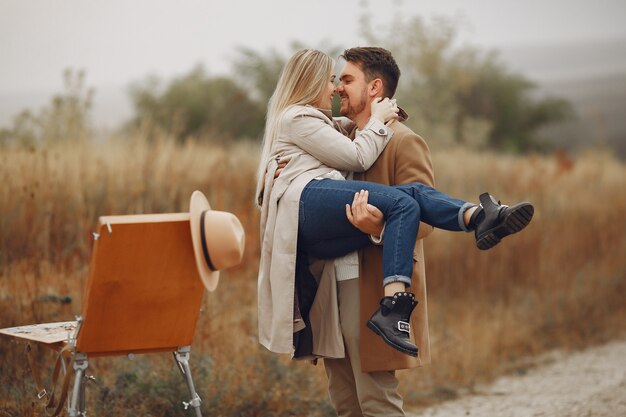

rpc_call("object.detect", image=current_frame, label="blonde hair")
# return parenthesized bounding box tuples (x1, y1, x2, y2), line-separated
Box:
(255, 49, 335, 207)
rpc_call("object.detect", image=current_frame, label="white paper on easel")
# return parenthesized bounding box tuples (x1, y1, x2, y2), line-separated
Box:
(0, 321, 78, 344)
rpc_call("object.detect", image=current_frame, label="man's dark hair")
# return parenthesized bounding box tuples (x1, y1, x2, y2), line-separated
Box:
(341, 47, 401, 98)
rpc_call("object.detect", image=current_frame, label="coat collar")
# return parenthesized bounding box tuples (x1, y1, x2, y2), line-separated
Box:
(397, 106, 409, 122)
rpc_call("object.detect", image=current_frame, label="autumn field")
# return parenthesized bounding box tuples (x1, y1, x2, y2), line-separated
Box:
(1, 136, 625, 416)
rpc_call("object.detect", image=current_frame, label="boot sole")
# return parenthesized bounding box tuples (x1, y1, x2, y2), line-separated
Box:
(477, 202, 534, 250)
(366, 320, 418, 357)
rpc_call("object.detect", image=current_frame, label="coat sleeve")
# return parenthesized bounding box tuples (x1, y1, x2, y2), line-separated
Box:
(286, 111, 392, 172)
(394, 132, 436, 240)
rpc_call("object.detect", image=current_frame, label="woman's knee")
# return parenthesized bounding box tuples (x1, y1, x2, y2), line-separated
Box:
(395, 194, 420, 222)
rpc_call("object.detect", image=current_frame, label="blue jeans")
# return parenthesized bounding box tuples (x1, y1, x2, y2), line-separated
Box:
(298, 179, 473, 287)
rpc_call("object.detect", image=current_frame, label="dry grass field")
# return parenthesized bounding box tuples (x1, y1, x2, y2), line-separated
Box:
(1, 136, 625, 416)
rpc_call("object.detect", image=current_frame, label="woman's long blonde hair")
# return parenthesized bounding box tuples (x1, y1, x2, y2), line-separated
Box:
(255, 49, 335, 208)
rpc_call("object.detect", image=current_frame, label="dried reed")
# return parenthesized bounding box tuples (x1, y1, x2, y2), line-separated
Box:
(1, 136, 625, 415)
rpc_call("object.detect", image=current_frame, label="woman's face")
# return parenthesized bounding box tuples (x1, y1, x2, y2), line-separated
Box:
(315, 72, 336, 110)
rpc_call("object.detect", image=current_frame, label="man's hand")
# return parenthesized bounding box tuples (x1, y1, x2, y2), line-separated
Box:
(346, 190, 384, 237)
(263, 156, 290, 186)
(274, 160, 288, 179)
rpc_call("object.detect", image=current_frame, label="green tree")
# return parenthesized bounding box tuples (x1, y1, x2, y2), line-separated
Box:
(453, 51, 572, 151)
(359, 14, 571, 152)
(0, 69, 93, 148)
(129, 64, 265, 141)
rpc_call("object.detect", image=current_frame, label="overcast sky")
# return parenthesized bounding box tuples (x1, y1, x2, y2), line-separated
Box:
(1, 0, 625, 126)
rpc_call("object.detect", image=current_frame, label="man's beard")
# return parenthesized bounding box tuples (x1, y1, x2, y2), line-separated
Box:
(341, 88, 368, 120)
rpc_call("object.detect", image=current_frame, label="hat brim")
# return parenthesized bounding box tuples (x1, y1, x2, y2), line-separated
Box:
(189, 190, 220, 291)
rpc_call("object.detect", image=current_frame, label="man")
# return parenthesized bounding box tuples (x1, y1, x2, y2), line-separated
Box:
(323, 47, 436, 417)
(273, 47, 435, 416)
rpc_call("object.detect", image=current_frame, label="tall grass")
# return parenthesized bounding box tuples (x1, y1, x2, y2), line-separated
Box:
(400, 148, 626, 404)
(1, 135, 625, 415)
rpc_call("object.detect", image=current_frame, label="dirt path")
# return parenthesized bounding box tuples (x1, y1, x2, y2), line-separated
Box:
(408, 339, 626, 417)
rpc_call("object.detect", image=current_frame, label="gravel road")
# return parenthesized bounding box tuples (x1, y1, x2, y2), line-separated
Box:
(408, 339, 626, 417)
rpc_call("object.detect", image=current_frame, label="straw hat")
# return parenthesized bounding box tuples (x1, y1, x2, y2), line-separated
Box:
(189, 190, 245, 291)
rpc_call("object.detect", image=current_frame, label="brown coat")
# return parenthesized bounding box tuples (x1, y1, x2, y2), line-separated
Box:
(353, 120, 435, 372)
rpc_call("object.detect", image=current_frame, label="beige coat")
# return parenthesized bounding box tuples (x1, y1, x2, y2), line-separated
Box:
(257, 104, 393, 355)
(353, 120, 435, 372)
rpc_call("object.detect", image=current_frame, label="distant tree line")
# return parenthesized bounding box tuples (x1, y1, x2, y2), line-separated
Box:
(360, 15, 572, 152)
(128, 65, 264, 140)
(1, 17, 571, 153)
(0, 69, 94, 147)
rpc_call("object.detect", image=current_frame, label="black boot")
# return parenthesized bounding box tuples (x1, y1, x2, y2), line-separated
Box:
(470, 192, 534, 250)
(367, 292, 418, 357)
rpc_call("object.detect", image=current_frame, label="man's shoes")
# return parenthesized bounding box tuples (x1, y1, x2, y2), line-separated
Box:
(367, 292, 418, 357)
(470, 192, 534, 250)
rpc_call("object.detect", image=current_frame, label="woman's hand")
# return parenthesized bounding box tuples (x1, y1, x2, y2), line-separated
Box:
(345, 190, 384, 237)
(370, 97, 399, 124)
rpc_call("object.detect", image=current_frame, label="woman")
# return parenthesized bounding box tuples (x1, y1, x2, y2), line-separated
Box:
(256, 49, 533, 357)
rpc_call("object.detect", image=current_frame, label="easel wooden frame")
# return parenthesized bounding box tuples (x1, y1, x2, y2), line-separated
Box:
(1, 213, 207, 416)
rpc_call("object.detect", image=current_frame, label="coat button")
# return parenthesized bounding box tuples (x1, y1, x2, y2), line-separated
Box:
(379, 128, 385, 134)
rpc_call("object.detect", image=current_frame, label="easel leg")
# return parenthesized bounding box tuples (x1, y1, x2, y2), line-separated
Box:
(69, 353, 88, 417)
(174, 346, 202, 417)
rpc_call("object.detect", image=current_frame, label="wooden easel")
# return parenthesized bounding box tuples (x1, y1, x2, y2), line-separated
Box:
(1, 213, 206, 416)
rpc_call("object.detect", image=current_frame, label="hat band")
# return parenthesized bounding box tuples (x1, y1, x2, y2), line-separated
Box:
(200, 210, 217, 271)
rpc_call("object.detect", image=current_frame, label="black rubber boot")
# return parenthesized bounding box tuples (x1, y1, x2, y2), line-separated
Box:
(470, 192, 534, 250)
(367, 292, 418, 357)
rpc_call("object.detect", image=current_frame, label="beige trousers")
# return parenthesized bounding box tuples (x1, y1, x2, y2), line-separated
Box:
(324, 279, 405, 417)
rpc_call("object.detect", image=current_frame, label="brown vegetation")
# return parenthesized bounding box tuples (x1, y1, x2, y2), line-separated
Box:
(1, 136, 625, 415)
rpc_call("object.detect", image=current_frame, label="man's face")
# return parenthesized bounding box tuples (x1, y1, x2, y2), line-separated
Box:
(336, 61, 369, 120)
